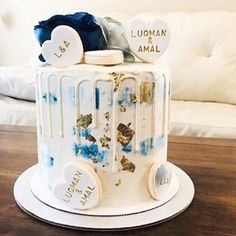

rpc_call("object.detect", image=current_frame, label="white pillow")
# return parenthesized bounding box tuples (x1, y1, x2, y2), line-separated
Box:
(0, 66, 36, 101)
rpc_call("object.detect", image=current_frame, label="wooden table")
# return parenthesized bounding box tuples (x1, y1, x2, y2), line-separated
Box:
(0, 125, 235, 236)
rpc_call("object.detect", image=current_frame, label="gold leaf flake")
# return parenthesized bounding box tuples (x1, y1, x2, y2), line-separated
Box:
(76, 114, 92, 129)
(100, 135, 111, 149)
(120, 156, 136, 173)
(119, 105, 126, 112)
(102, 161, 110, 168)
(140, 82, 155, 104)
(115, 179, 122, 187)
(108, 72, 126, 92)
(104, 112, 110, 121)
(117, 123, 135, 147)
(129, 93, 137, 104)
(104, 123, 111, 133)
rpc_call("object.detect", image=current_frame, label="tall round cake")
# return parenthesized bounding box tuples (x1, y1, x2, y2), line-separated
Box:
(35, 63, 172, 210)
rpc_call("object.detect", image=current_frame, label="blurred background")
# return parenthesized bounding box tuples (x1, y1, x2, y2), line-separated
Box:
(1, 0, 236, 65)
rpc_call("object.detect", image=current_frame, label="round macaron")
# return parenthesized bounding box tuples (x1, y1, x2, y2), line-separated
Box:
(53, 160, 102, 210)
(148, 162, 172, 200)
(84, 50, 124, 65)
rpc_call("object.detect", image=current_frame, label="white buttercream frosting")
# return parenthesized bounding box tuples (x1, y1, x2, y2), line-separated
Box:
(36, 63, 171, 208)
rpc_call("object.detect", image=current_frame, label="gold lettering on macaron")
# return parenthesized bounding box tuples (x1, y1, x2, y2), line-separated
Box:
(54, 40, 71, 58)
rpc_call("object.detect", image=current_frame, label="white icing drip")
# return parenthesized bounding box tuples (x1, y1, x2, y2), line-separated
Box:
(152, 75, 159, 149)
(46, 75, 52, 138)
(111, 75, 136, 171)
(35, 73, 40, 136)
(37, 74, 45, 142)
(162, 73, 167, 137)
(161, 74, 166, 137)
(58, 77, 64, 137)
(35, 73, 41, 139)
(75, 79, 110, 145)
(36, 73, 44, 177)
(135, 79, 141, 152)
(75, 81, 82, 144)
(91, 80, 97, 128)
(112, 83, 118, 173)
(164, 74, 170, 137)
(168, 80, 171, 132)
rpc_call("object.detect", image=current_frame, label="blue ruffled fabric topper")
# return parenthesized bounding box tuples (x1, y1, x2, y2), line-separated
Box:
(34, 12, 106, 62)
(34, 12, 135, 63)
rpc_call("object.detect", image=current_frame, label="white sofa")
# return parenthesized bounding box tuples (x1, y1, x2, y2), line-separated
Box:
(1, 11, 236, 139)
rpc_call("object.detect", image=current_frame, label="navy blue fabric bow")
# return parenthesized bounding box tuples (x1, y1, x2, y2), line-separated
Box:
(34, 12, 106, 62)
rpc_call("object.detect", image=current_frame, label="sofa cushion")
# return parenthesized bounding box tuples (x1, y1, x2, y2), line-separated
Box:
(170, 100, 236, 138)
(0, 66, 36, 101)
(137, 12, 236, 105)
(0, 95, 36, 126)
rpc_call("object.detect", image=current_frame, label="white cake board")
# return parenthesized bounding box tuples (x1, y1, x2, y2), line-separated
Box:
(14, 163, 194, 231)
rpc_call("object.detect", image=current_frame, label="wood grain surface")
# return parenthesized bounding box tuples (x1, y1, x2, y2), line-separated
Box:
(0, 125, 235, 236)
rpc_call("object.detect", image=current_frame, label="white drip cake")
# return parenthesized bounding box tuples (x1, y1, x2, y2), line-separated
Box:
(32, 11, 176, 213)
(35, 63, 172, 211)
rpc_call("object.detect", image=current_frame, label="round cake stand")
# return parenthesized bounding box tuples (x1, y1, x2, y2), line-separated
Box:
(13, 164, 194, 231)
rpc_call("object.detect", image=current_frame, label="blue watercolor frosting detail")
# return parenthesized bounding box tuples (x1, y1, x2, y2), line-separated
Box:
(72, 126, 76, 135)
(42, 92, 58, 104)
(73, 142, 107, 163)
(122, 144, 132, 153)
(40, 143, 54, 167)
(45, 156, 54, 167)
(80, 129, 91, 138)
(73, 142, 80, 157)
(156, 135, 165, 148)
(140, 138, 153, 156)
(41, 153, 54, 167)
(95, 87, 100, 110)
(117, 87, 135, 107)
